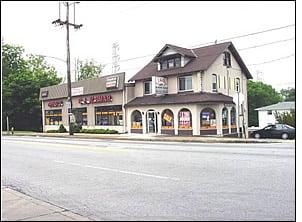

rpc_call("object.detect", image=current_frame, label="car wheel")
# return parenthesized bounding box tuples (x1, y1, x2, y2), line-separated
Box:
(254, 133, 261, 139)
(281, 133, 288, 140)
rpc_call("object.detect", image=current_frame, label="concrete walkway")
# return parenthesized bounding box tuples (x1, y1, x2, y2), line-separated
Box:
(1, 187, 92, 221)
(2, 131, 294, 143)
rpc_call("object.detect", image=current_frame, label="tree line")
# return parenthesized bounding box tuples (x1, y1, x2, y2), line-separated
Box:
(2, 43, 295, 131)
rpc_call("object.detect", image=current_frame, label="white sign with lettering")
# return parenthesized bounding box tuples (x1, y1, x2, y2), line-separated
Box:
(106, 76, 119, 88)
(152, 76, 168, 95)
(71, 87, 84, 96)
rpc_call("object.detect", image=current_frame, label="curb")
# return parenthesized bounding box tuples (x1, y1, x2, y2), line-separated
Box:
(2, 133, 291, 144)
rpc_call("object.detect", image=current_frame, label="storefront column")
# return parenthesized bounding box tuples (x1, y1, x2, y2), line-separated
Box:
(142, 112, 147, 134)
(127, 109, 132, 134)
(227, 107, 232, 134)
(174, 110, 179, 135)
(87, 106, 95, 126)
(157, 111, 162, 134)
(216, 105, 223, 137)
(41, 101, 45, 132)
(192, 105, 200, 136)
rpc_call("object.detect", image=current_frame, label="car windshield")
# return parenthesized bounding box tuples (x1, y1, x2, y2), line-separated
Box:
(264, 125, 275, 130)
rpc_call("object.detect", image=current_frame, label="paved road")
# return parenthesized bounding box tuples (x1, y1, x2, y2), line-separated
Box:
(2, 136, 295, 220)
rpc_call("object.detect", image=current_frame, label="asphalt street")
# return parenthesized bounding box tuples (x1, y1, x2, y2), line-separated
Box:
(2, 136, 295, 220)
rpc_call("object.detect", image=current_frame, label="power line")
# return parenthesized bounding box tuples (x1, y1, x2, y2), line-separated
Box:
(190, 24, 295, 48)
(248, 54, 294, 66)
(238, 38, 295, 51)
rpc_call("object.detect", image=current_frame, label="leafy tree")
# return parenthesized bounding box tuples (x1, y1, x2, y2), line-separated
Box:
(248, 81, 282, 127)
(77, 59, 103, 80)
(2, 43, 62, 131)
(274, 109, 295, 128)
(280, 87, 295, 101)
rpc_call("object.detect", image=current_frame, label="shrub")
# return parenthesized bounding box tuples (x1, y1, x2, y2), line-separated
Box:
(80, 129, 118, 134)
(46, 130, 59, 133)
(58, 124, 67, 133)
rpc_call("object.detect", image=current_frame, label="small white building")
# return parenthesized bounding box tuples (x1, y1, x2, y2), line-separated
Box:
(255, 102, 295, 128)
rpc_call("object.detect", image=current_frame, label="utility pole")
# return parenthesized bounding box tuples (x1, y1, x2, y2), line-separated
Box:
(52, 2, 83, 135)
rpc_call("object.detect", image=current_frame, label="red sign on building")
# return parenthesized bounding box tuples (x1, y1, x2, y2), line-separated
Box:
(48, 100, 64, 108)
(79, 95, 112, 105)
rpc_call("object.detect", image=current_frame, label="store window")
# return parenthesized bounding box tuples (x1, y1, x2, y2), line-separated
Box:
(162, 109, 174, 129)
(73, 108, 88, 126)
(178, 108, 192, 129)
(200, 108, 216, 129)
(45, 109, 62, 125)
(178, 75, 192, 91)
(131, 110, 142, 129)
(222, 107, 228, 128)
(231, 107, 236, 127)
(95, 105, 123, 126)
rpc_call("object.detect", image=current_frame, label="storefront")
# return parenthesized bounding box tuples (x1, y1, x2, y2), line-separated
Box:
(40, 73, 127, 133)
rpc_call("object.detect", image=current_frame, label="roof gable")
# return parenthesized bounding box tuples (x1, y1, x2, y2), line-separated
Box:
(152, 44, 196, 62)
(255, 102, 295, 111)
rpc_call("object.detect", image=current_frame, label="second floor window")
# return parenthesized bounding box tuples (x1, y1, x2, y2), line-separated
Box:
(179, 75, 192, 91)
(144, 81, 152, 95)
(160, 56, 181, 70)
(223, 52, 231, 67)
(212, 74, 218, 92)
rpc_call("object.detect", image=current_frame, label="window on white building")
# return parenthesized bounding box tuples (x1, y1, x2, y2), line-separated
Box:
(178, 75, 192, 91)
(144, 81, 152, 95)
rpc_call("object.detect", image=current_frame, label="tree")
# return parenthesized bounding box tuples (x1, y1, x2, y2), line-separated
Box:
(280, 87, 295, 101)
(2, 43, 62, 131)
(248, 81, 282, 127)
(274, 109, 295, 128)
(77, 59, 103, 80)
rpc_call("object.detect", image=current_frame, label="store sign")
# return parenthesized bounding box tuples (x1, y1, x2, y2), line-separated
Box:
(106, 76, 119, 89)
(41, 91, 48, 98)
(152, 76, 168, 95)
(79, 94, 112, 105)
(48, 100, 64, 108)
(163, 113, 173, 122)
(71, 87, 84, 96)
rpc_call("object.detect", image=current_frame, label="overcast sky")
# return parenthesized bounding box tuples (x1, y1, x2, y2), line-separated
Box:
(1, 1, 295, 90)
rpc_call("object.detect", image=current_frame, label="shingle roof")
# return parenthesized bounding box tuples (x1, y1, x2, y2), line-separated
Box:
(129, 42, 252, 81)
(125, 92, 234, 107)
(39, 72, 125, 101)
(255, 102, 295, 111)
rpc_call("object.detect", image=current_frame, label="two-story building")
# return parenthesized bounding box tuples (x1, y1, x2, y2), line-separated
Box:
(39, 41, 252, 137)
(125, 42, 252, 137)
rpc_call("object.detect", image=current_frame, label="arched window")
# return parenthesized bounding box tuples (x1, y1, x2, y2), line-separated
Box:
(201, 108, 216, 129)
(212, 74, 218, 92)
(131, 110, 142, 129)
(162, 109, 174, 129)
(231, 107, 236, 127)
(222, 107, 228, 128)
(178, 108, 192, 129)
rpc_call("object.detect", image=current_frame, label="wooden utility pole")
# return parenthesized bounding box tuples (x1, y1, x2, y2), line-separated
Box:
(52, 2, 83, 135)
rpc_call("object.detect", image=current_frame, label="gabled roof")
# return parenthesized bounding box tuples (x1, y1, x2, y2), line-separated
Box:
(39, 72, 125, 101)
(255, 101, 295, 111)
(152, 44, 196, 62)
(125, 92, 234, 107)
(129, 42, 253, 81)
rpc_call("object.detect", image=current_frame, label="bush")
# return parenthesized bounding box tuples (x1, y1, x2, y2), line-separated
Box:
(80, 129, 118, 134)
(58, 124, 67, 133)
(70, 123, 82, 133)
(46, 130, 59, 133)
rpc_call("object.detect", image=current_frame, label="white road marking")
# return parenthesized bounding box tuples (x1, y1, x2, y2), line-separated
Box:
(54, 160, 180, 181)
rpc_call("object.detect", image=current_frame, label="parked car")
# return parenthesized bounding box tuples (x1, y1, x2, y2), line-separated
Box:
(250, 124, 295, 139)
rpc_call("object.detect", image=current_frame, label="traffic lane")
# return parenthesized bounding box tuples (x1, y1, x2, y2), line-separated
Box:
(2, 139, 295, 220)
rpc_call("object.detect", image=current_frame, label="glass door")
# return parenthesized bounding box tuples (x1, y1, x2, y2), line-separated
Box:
(146, 111, 157, 133)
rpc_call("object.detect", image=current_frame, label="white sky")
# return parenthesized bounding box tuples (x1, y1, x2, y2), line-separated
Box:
(1, 1, 295, 90)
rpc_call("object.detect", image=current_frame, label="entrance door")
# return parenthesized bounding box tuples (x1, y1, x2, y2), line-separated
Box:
(146, 111, 157, 133)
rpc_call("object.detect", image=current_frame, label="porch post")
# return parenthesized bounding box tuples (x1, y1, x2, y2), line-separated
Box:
(157, 111, 162, 134)
(216, 105, 223, 137)
(228, 107, 232, 134)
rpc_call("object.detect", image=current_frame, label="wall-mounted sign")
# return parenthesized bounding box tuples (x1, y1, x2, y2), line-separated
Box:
(71, 87, 84, 96)
(163, 113, 173, 122)
(152, 76, 168, 95)
(106, 76, 119, 89)
(41, 91, 48, 98)
(48, 100, 64, 108)
(79, 95, 112, 105)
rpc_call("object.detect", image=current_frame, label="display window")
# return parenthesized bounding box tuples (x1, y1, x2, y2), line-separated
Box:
(45, 109, 62, 125)
(162, 109, 174, 129)
(178, 108, 192, 129)
(201, 108, 216, 129)
(131, 110, 142, 129)
(95, 105, 123, 126)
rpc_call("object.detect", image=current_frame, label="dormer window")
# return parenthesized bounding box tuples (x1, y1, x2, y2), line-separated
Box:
(223, 52, 231, 67)
(160, 56, 181, 70)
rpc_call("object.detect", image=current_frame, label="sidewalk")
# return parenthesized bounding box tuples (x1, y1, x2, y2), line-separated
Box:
(2, 131, 294, 143)
(1, 186, 92, 221)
